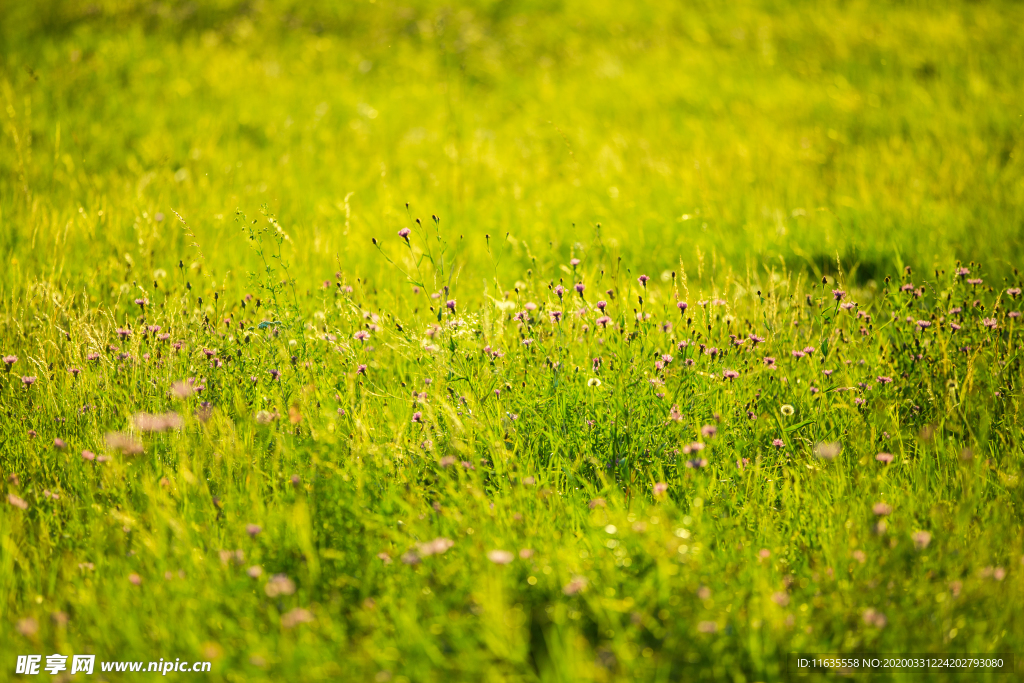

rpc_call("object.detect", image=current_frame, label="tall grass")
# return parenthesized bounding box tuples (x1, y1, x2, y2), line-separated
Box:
(2, 1, 1024, 681)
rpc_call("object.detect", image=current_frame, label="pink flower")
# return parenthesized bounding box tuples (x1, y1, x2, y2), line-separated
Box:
(105, 432, 144, 455)
(813, 442, 841, 460)
(875, 452, 893, 464)
(637, 275, 650, 286)
(353, 330, 370, 341)
(246, 524, 262, 538)
(81, 450, 95, 461)
(281, 608, 314, 629)
(487, 550, 515, 565)
(398, 227, 411, 240)
(912, 531, 932, 550)
(758, 548, 771, 559)
(872, 502, 892, 516)
(653, 482, 668, 496)
(772, 439, 785, 448)
(418, 538, 454, 556)
(701, 424, 717, 438)
(7, 494, 28, 510)
(128, 573, 142, 586)
(862, 608, 887, 628)
(562, 576, 587, 595)
(264, 574, 296, 597)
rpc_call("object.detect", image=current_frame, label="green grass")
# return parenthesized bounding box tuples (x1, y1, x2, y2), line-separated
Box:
(2, 1, 1024, 681)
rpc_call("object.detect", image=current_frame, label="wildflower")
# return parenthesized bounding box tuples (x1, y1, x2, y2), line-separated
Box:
(596, 300, 608, 311)
(132, 412, 183, 432)
(749, 333, 765, 344)
(69, 367, 81, 378)
(376, 553, 392, 565)
(116, 328, 132, 340)
(418, 538, 454, 556)
(264, 574, 296, 597)
(813, 442, 841, 460)
(7, 494, 28, 510)
(596, 315, 612, 328)
(1008, 288, 1022, 298)
(780, 404, 795, 417)
(587, 377, 601, 387)
(772, 438, 785, 448)
(763, 356, 776, 367)
(519, 548, 535, 559)
(398, 227, 411, 241)
(661, 354, 673, 364)
(759, 548, 771, 559)
(563, 576, 587, 595)
(357, 364, 367, 375)
(81, 450, 95, 461)
(685, 458, 708, 468)
(723, 369, 739, 380)
(803, 346, 815, 355)
(281, 608, 314, 629)
(638, 275, 649, 287)
(21, 376, 36, 387)
(446, 299, 456, 311)
(487, 550, 515, 565)
(353, 330, 370, 341)
(129, 573, 142, 586)
(246, 524, 262, 538)
(872, 502, 892, 516)
(876, 376, 893, 384)
(574, 283, 585, 295)
(570, 258, 581, 266)
(982, 318, 998, 329)
(772, 592, 790, 607)
(669, 404, 683, 421)
(840, 302, 856, 311)
(701, 424, 717, 438)
(967, 278, 983, 285)
(916, 320, 931, 329)
(862, 609, 887, 629)
(549, 311, 563, 323)
(588, 498, 606, 509)
(171, 380, 194, 399)
(653, 482, 669, 496)
(832, 289, 846, 301)
(53, 438, 67, 450)
(411, 411, 423, 423)
(677, 301, 688, 313)
(16, 617, 39, 637)
(912, 531, 932, 550)
(2, 354, 16, 367)
(875, 452, 893, 464)
(791, 350, 806, 359)
(105, 432, 144, 455)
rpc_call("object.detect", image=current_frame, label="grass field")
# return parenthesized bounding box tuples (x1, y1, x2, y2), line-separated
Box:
(2, 1, 1024, 680)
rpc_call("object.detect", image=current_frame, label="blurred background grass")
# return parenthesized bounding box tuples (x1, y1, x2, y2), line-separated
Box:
(2, 0, 1022, 301)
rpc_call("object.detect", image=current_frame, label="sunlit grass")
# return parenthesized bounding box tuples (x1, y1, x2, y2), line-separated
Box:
(2, 1, 1024, 681)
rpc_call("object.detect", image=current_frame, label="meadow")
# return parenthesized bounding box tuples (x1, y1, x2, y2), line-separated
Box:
(2, 1, 1024, 680)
